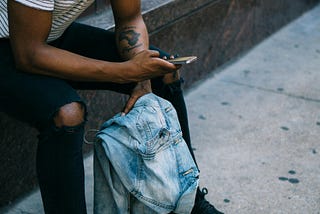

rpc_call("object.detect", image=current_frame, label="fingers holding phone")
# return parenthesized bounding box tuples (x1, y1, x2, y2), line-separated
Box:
(129, 50, 181, 81)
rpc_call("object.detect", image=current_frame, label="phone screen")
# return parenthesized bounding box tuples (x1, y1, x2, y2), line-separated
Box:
(167, 56, 197, 64)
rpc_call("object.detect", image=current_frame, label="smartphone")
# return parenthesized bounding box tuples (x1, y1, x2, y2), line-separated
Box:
(167, 56, 197, 64)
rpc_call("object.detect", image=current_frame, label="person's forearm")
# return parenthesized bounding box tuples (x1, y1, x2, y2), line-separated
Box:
(23, 16, 149, 83)
(115, 15, 151, 91)
(15, 43, 131, 83)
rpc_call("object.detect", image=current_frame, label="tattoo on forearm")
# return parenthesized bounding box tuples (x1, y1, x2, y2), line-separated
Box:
(118, 26, 143, 54)
(119, 27, 140, 46)
(121, 44, 143, 53)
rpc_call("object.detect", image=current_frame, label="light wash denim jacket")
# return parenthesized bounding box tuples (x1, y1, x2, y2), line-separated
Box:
(94, 93, 199, 214)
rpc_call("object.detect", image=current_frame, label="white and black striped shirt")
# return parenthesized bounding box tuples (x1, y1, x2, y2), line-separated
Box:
(0, 0, 94, 41)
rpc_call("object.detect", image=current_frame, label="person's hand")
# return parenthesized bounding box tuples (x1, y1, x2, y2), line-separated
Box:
(121, 53, 181, 115)
(121, 80, 152, 115)
(124, 50, 181, 82)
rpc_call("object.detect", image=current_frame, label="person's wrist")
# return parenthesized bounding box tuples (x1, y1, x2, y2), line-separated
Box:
(119, 60, 138, 83)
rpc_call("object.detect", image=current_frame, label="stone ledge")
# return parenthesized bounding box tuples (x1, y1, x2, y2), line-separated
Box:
(77, 0, 173, 31)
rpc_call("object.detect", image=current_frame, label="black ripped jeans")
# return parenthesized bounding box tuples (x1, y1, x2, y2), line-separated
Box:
(0, 22, 195, 213)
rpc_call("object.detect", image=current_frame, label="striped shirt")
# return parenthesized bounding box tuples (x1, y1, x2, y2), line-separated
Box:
(0, 0, 94, 41)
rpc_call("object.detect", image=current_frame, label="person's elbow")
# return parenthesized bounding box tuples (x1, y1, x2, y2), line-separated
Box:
(13, 45, 43, 73)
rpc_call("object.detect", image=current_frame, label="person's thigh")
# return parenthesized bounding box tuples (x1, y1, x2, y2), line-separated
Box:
(53, 22, 172, 63)
(52, 22, 121, 62)
(0, 24, 173, 129)
(0, 39, 84, 129)
(51, 22, 172, 93)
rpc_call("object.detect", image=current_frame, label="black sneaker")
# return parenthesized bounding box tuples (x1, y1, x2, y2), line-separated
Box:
(191, 187, 224, 214)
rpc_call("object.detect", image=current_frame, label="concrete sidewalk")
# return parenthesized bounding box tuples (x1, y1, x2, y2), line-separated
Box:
(2, 3, 320, 214)
(187, 4, 320, 213)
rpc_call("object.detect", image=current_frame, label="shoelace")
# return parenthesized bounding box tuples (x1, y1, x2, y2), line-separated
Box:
(192, 187, 224, 214)
(200, 187, 209, 198)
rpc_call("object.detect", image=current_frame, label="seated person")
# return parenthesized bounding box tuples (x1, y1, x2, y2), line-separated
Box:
(0, 0, 223, 213)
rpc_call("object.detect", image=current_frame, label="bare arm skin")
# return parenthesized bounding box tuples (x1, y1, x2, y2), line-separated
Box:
(7, 0, 178, 83)
(111, 0, 152, 113)
(111, 0, 182, 114)
(111, 0, 148, 59)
